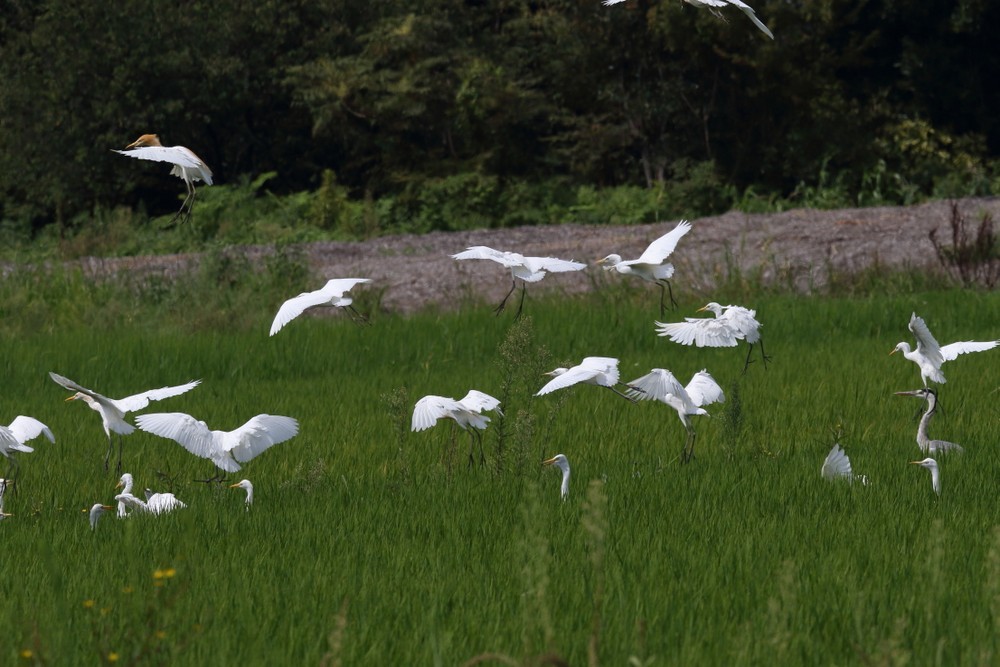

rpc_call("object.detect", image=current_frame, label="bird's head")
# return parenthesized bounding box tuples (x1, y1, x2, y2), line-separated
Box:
(125, 134, 162, 149)
(596, 254, 621, 269)
(542, 454, 570, 472)
(895, 388, 933, 400)
(698, 302, 723, 316)
(889, 342, 909, 356)
(543, 368, 568, 378)
(65, 392, 92, 404)
(910, 458, 938, 471)
(116, 473, 132, 490)
(229, 479, 253, 491)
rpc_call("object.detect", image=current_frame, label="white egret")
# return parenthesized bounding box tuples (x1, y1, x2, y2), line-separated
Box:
(542, 454, 570, 500)
(89, 503, 113, 530)
(821, 444, 869, 484)
(0, 415, 55, 478)
(411, 390, 502, 466)
(230, 479, 254, 507)
(891, 313, 999, 386)
(49, 372, 201, 472)
(115, 490, 187, 515)
(113, 134, 213, 222)
(269, 278, 372, 335)
(910, 457, 941, 496)
(656, 302, 767, 371)
(451, 246, 586, 318)
(597, 220, 692, 314)
(115, 473, 135, 517)
(625, 368, 725, 462)
(135, 412, 299, 480)
(536, 356, 635, 402)
(604, 0, 773, 39)
(894, 388, 964, 455)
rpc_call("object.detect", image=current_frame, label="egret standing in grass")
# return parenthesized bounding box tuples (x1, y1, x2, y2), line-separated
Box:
(597, 220, 692, 315)
(113, 134, 213, 222)
(543, 454, 571, 500)
(89, 503, 113, 530)
(49, 372, 201, 472)
(411, 390, 502, 466)
(451, 246, 586, 318)
(656, 302, 767, 371)
(537, 356, 636, 402)
(625, 368, 724, 463)
(0, 416, 55, 479)
(269, 278, 372, 335)
(894, 388, 964, 455)
(891, 313, 999, 386)
(230, 479, 254, 508)
(911, 457, 941, 495)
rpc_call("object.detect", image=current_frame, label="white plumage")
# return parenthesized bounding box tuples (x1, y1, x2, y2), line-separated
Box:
(598, 220, 692, 313)
(113, 133, 213, 221)
(0, 415, 55, 457)
(543, 454, 571, 500)
(656, 302, 767, 370)
(269, 278, 372, 335)
(891, 312, 999, 386)
(411, 390, 502, 433)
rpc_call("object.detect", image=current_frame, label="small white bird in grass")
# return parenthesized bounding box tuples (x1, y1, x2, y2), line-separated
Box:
(115, 490, 187, 515)
(89, 503, 113, 530)
(49, 372, 201, 472)
(113, 134, 213, 222)
(602, 0, 774, 40)
(891, 313, 999, 386)
(115, 473, 136, 517)
(656, 302, 768, 372)
(269, 278, 372, 335)
(911, 457, 941, 496)
(625, 368, 725, 463)
(135, 412, 299, 481)
(0, 416, 55, 478)
(537, 356, 636, 402)
(598, 220, 692, 315)
(451, 246, 586, 318)
(894, 388, 964, 455)
(821, 444, 869, 485)
(543, 454, 571, 500)
(412, 390, 503, 466)
(230, 479, 254, 508)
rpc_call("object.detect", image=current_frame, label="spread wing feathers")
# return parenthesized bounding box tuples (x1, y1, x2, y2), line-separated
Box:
(625, 369, 686, 403)
(452, 246, 585, 280)
(48, 372, 114, 406)
(113, 146, 213, 183)
(7, 416, 55, 449)
(684, 371, 725, 407)
(452, 246, 516, 265)
(269, 278, 371, 335)
(135, 412, 217, 459)
(822, 444, 853, 481)
(0, 427, 26, 455)
(537, 357, 620, 395)
(458, 390, 502, 415)
(634, 221, 692, 265)
(908, 314, 945, 366)
(224, 415, 300, 463)
(114, 380, 202, 413)
(940, 340, 1000, 361)
(145, 493, 187, 514)
(520, 256, 587, 275)
(411, 396, 462, 431)
(692, 0, 774, 39)
(722, 307, 762, 343)
(655, 318, 739, 347)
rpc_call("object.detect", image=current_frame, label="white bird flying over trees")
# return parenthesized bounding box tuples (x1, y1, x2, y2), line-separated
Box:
(269, 278, 372, 335)
(49, 372, 201, 472)
(411, 390, 502, 466)
(135, 412, 299, 481)
(894, 388, 964, 455)
(891, 313, 999, 386)
(655, 302, 768, 371)
(0, 416, 55, 478)
(113, 134, 213, 222)
(625, 368, 725, 463)
(598, 220, 692, 314)
(911, 457, 941, 496)
(536, 356, 636, 402)
(451, 246, 586, 318)
(543, 454, 571, 500)
(603, 0, 774, 40)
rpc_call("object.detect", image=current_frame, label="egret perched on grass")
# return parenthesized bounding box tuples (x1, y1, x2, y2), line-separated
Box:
(49, 372, 201, 472)
(543, 454, 570, 500)
(230, 479, 254, 507)
(451, 246, 586, 318)
(113, 134, 213, 222)
(625, 368, 725, 463)
(88, 503, 113, 530)
(269, 278, 372, 335)
(656, 302, 768, 371)
(894, 388, 964, 455)
(821, 444, 869, 484)
(411, 390, 502, 466)
(891, 313, 999, 386)
(536, 356, 635, 402)
(598, 220, 692, 314)
(135, 412, 299, 481)
(0, 416, 55, 479)
(911, 457, 941, 495)
(115, 473, 135, 517)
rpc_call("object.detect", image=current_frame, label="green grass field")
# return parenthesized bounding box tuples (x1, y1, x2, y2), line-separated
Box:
(2, 284, 1000, 665)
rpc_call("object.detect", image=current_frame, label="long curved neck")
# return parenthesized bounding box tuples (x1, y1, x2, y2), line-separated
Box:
(916, 404, 933, 450)
(560, 468, 570, 500)
(245, 487, 254, 505)
(930, 467, 941, 495)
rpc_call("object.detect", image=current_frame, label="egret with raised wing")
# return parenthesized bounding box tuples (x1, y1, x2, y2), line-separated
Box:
(536, 356, 635, 402)
(270, 278, 372, 335)
(891, 313, 998, 385)
(113, 134, 213, 222)
(412, 390, 502, 466)
(598, 220, 692, 314)
(0, 416, 55, 479)
(656, 302, 767, 371)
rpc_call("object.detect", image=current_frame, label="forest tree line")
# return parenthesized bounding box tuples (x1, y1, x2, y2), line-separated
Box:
(0, 0, 997, 236)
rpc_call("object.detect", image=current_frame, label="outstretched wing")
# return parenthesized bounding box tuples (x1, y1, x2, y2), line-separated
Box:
(135, 412, 216, 460)
(625, 368, 685, 402)
(821, 444, 853, 481)
(655, 318, 738, 347)
(521, 256, 587, 275)
(7, 416, 55, 447)
(685, 370, 725, 407)
(940, 340, 999, 362)
(412, 395, 462, 431)
(458, 390, 502, 415)
(114, 380, 202, 414)
(635, 221, 692, 265)
(113, 145, 203, 169)
(451, 246, 516, 267)
(48, 372, 112, 403)
(908, 314, 944, 368)
(225, 415, 299, 463)
(724, 0, 774, 39)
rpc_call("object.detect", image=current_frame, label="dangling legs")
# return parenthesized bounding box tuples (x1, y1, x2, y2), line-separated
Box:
(493, 280, 517, 316)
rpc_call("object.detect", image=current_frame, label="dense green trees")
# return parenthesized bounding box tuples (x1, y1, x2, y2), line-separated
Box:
(0, 0, 996, 235)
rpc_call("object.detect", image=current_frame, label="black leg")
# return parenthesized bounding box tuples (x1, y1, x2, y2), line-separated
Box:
(513, 284, 527, 321)
(104, 436, 113, 471)
(758, 337, 771, 368)
(493, 280, 517, 316)
(346, 304, 371, 326)
(741, 343, 755, 374)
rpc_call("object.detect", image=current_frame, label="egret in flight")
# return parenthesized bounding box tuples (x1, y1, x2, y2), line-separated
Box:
(89, 503, 113, 530)
(910, 457, 941, 495)
(891, 313, 999, 385)
(894, 388, 964, 455)
(0, 416, 55, 479)
(230, 479, 254, 507)
(625, 368, 725, 463)
(49, 372, 201, 472)
(113, 134, 213, 222)
(536, 356, 635, 402)
(656, 302, 767, 371)
(451, 246, 586, 318)
(603, 0, 773, 39)
(135, 412, 299, 481)
(598, 220, 692, 314)
(543, 454, 570, 500)
(411, 390, 502, 466)
(270, 278, 372, 335)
